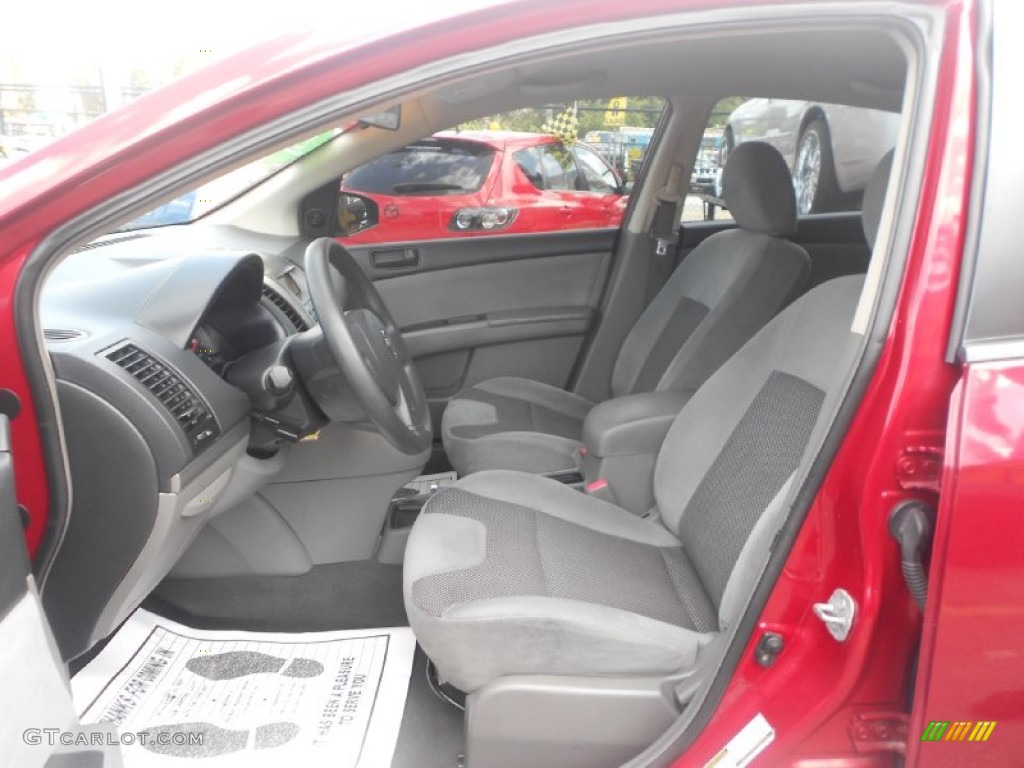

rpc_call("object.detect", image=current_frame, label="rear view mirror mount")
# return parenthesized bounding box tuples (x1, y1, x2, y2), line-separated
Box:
(358, 106, 401, 131)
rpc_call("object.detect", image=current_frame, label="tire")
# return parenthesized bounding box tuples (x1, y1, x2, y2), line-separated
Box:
(793, 118, 839, 215)
(714, 129, 734, 199)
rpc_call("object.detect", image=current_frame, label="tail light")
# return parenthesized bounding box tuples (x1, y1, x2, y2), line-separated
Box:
(450, 207, 518, 231)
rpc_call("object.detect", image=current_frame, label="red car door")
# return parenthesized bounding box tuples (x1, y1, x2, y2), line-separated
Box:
(571, 144, 627, 228)
(907, 14, 1024, 761)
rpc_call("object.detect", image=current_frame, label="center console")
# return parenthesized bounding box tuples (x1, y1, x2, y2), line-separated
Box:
(381, 390, 690, 561)
(578, 390, 692, 515)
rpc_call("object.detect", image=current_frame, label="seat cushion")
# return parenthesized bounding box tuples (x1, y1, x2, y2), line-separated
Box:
(403, 471, 715, 692)
(441, 377, 592, 475)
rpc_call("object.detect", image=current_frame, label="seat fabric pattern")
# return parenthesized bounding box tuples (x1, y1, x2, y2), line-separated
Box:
(403, 471, 715, 691)
(412, 488, 717, 632)
(679, 371, 825, 605)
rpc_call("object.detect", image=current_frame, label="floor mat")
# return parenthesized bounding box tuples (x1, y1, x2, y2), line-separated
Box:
(72, 609, 416, 768)
(150, 561, 408, 632)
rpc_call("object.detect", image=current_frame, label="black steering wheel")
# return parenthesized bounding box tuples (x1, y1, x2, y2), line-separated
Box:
(304, 238, 431, 455)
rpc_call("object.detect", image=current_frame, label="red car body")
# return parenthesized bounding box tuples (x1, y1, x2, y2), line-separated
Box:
(0, 0, 1019, 765)
(339, 131, 627, 243)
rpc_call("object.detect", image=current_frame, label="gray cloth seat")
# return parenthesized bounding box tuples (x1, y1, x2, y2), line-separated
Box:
(407, 275, 864, 692)
(404, 153, 893, 694)
(442, 141, 811, 476)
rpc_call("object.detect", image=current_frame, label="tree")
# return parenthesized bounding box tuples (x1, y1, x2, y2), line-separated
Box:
(708, 96, 747, 127)
(458, 96, 667, 135)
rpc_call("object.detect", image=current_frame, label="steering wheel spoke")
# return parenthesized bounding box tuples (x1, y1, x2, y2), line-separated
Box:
(304, 238, 431, 454)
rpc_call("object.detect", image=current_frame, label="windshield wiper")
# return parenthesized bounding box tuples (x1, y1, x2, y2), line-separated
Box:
(390, 182, 466, 194)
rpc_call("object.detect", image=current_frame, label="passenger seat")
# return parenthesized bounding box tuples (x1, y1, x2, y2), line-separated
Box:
(442, 142, 811, 476)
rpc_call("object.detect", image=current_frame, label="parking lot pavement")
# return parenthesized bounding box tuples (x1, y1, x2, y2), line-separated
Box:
(682, 194, 733, 223)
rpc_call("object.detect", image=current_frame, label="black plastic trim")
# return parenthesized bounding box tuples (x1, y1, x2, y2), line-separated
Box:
(346, 227, 619, 279)
(42, 382, 159, 660)
(951, 0, 1005, 356)
(0, 415, 31, 621)
(262, 279, 311, 332)
(403, 306, 594, 357)
(104, 341, 220, 454)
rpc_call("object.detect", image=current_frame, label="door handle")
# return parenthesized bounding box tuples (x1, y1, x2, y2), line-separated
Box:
(371, 248, 419, 269)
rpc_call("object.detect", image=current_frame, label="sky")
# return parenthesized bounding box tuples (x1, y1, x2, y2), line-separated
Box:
(2, 0, 506, 85)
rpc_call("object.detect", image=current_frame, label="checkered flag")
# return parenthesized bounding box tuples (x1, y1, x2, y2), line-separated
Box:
(543, 105, 578, 146)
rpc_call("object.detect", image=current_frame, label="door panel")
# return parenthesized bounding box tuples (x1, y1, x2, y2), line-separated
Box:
(368, 249, 607, 328)
(0, 414, 118, 767)
(346, 229, 616, 431)
(349, 226, 616, 283)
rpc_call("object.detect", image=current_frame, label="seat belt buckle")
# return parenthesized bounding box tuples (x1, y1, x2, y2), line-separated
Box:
(585, 478, 617, 505)
(654, 238, 671, 256)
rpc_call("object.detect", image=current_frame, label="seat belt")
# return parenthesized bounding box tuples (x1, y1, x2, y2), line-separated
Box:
(646, 162, 685, 301)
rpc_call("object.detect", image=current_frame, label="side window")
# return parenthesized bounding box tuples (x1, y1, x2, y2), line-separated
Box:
(574, 146, 619, 193)
(514, 147, 545, 189)
(684, 97, 736, 223)
(337, 96, 665, 243)
(513, 144, 580, 191)
(687, 96, 900, 222)
(537, 144, 578, 191)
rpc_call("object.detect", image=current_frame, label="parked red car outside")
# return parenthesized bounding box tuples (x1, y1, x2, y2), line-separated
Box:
(338, 131, 627, 242)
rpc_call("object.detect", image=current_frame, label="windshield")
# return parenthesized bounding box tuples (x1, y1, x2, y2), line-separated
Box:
(118, 130, 339, 232)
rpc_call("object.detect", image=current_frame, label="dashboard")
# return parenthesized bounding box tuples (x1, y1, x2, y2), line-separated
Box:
(38, 225, 319, 660)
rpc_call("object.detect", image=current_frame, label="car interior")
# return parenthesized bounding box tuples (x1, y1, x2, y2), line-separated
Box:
(25, 8, 935, 767)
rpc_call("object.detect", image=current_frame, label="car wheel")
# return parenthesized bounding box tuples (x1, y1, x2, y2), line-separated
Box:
(715, 129, 734, 198)
(793, 118, 839, 215)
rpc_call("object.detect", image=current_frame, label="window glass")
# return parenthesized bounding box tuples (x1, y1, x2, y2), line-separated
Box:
(116, 129, 340, 232)
(344, 139, 494, 196)
(574, 146, 619, 193)
(338, 96, 666, 244)
(514, 147, 545, 189)
(686, 96, 900, 221)
(537, 144, 578, 191)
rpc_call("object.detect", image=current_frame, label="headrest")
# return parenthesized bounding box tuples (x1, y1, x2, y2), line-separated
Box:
(862, 150, 894, 249)
(722, 141, 797, 236)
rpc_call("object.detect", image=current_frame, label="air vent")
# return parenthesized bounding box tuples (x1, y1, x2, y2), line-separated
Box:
(44, 328, 87, 342)
(105, 342, 219, 452)
(262, 282, 310, 332)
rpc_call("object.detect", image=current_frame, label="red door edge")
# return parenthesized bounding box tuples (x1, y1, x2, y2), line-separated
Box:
(0, 243, 51, 556)
(674, 0, 976, 764)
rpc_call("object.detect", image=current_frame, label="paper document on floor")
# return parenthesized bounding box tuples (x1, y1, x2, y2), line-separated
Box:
(71, 609, 416, 768)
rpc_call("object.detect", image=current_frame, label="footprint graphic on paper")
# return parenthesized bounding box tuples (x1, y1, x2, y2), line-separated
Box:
(141, 721, 300, 757)
(185, 651, 323, 681)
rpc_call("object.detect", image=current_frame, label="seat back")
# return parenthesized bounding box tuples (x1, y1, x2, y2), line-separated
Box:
(610, 142, 810, 398)
(653, 276, 862, 630)
(651, 151, 894, 630)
